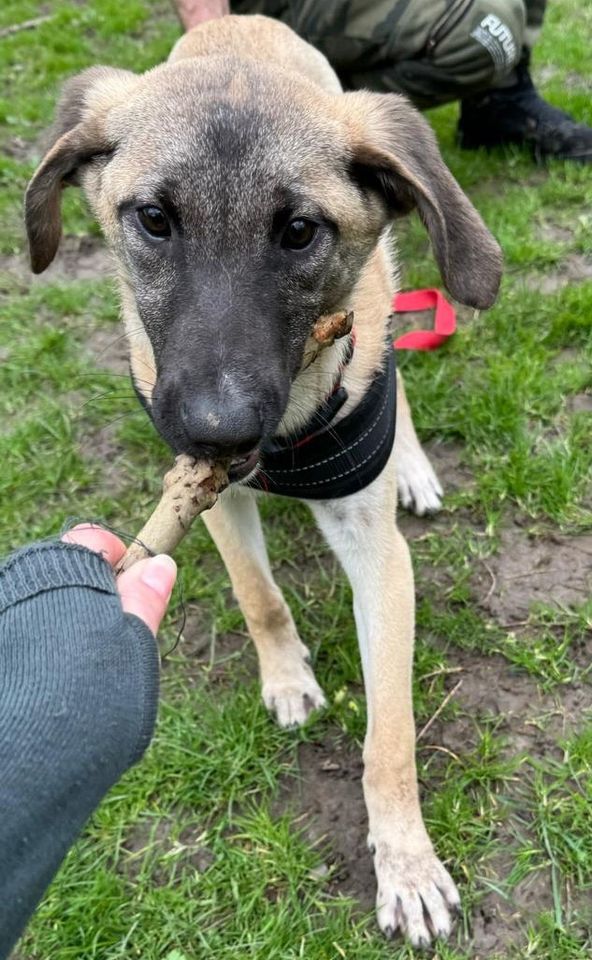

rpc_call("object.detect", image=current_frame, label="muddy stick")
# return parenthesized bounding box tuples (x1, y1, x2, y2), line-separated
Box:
(302, 309, 354, 369)
(312, 309, 354, 346)
(115, 455, 229, 573)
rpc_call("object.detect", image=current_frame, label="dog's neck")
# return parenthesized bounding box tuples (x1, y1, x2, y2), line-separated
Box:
(277, 238, 396, 438)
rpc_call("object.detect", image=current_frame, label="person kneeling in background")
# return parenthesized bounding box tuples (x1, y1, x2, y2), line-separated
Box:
(177, 0, 591, 163)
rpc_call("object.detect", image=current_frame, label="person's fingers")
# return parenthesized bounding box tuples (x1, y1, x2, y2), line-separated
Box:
(62, 524, 177, 633)
(62, 523, 126, 568)
(116, 554, 177, 635)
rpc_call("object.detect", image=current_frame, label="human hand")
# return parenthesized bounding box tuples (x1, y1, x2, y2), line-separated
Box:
(62, 524, 177, 635)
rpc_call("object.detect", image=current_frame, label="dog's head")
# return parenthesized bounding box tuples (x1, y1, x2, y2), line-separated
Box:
(26, 57, 502, 476)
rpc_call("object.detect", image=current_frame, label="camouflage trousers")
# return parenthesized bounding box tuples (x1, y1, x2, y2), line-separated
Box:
(233, 0, 548, 107)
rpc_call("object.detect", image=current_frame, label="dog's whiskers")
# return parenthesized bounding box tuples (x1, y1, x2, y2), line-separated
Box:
(93, 325, 157, 369)
(281, 396, 352, 461)
(92, 327, 135, 361)
(97, 410, 144, 430)
(79, 392, 137, 409)
(75, 372, 156, 388)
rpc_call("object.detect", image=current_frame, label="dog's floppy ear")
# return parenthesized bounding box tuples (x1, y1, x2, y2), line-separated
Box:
(25, 67, 136, 273)
(344, 92, 502, 309)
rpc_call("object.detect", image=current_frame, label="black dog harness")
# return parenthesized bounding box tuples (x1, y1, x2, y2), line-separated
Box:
(247, 343, 397, 500)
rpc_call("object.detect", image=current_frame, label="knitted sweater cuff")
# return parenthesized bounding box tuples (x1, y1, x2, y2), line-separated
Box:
(0, 541, 117, 614)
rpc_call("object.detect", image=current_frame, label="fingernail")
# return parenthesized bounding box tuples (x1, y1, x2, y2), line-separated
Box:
(140, 554, 177, 598)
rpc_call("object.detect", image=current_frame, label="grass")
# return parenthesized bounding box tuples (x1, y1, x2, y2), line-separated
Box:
(1, 0, 591, 958)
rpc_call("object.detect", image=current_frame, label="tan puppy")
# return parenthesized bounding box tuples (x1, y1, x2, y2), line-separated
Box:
(26, 15, 502, 947)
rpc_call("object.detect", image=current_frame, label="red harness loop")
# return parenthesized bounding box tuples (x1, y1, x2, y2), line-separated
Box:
(392, 288, 456, 351)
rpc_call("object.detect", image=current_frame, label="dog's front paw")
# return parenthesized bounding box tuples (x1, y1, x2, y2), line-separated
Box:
(395, 442, 443, 516)
(371, 838, 460, 947)
(262, 659, 326, 728)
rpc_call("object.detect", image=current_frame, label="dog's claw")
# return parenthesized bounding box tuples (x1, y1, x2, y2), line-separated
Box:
(374, 840, 459, 947)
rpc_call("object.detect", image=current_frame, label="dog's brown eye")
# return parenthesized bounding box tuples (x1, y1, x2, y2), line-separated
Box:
(137, 205, 171, 238)
(282, 218, 317, 250)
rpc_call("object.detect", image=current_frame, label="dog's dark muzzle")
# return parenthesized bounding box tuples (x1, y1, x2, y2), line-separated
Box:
(150, 341, 292, 481)
(145, 284, 298, 476)
(152, 375, 263, 464)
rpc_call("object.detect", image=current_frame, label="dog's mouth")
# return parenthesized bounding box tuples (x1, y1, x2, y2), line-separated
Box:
(228, 447, 261, 483)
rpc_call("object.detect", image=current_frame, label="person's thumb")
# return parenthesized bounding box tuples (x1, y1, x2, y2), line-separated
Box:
(116, 554, 177, 636)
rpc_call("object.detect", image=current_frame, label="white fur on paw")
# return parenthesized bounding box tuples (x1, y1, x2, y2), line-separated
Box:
(262, 664, 326, 728)
(395, 442, 443, 516)
(371, 841, 460, 947)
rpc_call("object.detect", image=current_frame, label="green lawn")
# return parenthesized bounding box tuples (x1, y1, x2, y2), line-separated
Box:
(1, 1, 591, 958)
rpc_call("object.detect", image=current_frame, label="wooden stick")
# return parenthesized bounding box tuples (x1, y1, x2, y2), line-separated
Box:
(312, 309, 354, 346)
(116, 455, 228, 572)
(302, 309, 354, 371)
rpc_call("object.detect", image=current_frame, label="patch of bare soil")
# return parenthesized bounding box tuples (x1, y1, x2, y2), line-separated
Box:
(454, 649, 590, 751)
(161, 574, 257, 688)
(476, 525, 592, 622)
(166, 624, 255, 689)
(79, 425, 132, 496)
(537, 222, 574, 245)
(523, 253, 592, 294)
(168, 609, 214, 663)
(471, 860, 553, 958)
(121, 814, 214, 883)
(2, 235, 113, 285)
(77, 325, 134, 493)
(86, 324, 130, 376)
(273, 737, 373, 909)
(461, 656, 592, 957)
(426, 439, 473, 494)
(568, 392, 592, 413)
(3, 135, 40, 163)
(553, 346, 581, 366)
(536, 65, 592, 91)
(529, 222, 592, 291)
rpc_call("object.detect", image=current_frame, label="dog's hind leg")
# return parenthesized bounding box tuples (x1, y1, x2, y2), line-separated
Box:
(309, 463, 459, 947)
(202, 487, 326, 727)
(394, 373, 443, 516)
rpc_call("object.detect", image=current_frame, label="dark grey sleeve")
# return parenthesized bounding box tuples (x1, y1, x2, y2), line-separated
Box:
(0, 541, 160, 959)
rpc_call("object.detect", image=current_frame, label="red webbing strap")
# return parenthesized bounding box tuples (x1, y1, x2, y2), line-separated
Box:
(392, 288, 456, 350)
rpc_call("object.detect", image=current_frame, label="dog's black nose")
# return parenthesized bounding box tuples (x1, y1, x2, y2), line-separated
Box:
(179, 394, 263, 457)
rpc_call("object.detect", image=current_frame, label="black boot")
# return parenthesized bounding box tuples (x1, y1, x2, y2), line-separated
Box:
(458, 51, 592, 163)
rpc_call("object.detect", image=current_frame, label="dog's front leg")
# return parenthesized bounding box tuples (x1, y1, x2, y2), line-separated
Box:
(203, 487, 326, 727)
(394, 373, 444, 516)
(309, 465, 459, 946)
